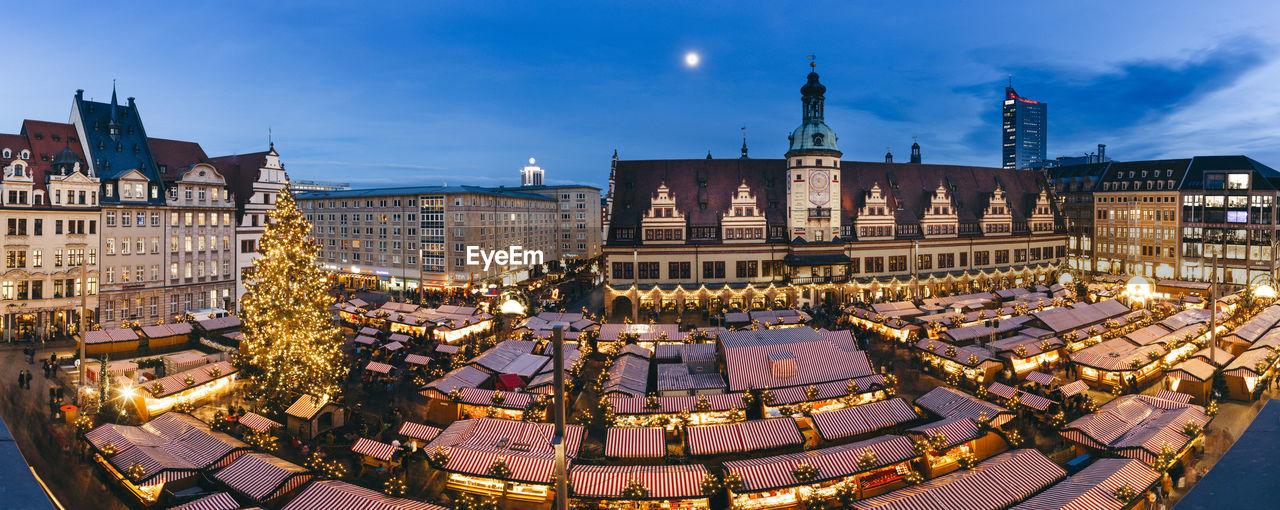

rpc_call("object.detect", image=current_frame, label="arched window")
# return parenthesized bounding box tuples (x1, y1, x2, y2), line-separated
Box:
(19, 150, 29, 160)
(1, 149, 8, 158)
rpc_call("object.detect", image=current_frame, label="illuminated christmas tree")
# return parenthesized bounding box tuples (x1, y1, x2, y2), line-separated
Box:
(238, 189, 345, 416)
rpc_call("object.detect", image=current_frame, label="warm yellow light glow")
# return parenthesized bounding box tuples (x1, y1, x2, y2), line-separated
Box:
(1255, 284, 1276, 299)
(500, 299, 526, 315)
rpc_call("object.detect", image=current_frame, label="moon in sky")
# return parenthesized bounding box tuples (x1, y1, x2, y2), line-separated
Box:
(684, 52, 700, 67)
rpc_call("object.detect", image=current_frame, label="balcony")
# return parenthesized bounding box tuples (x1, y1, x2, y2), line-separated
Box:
(807, 207, 831, 219)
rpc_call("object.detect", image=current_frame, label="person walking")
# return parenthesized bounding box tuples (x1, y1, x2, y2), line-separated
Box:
(17, 370, 24, 390)
(25, 370, 33, 390)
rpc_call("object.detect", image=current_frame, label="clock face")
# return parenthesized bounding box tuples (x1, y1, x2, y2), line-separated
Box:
(810, 170, 830, 205)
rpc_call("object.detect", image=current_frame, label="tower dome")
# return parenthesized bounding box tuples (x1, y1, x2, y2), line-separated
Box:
(51, 145, 83, 174)
(787, 70, 839, 155)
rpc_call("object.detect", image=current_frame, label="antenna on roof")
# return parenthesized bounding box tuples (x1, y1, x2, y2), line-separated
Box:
(1008, 74, 1013, 88)
(268, 126, 274, 151)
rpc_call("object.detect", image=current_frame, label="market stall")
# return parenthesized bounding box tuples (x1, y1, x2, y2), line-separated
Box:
(723, 434, 919, 509)
(570, 464, 711, 509)
(214, 452, 312, 507)
(810, 398, 920, 443)
(853, 449, 1065, 510)
(605, 427, 667, 459)
(686, 418, 804, 457)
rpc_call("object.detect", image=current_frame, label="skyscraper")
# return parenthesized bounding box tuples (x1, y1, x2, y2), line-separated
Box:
(1002, 86, 1047, 169)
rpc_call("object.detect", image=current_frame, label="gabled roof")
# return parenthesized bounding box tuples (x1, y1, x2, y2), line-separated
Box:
(74, 90, 166, 204)
(208, 151, 271, 215)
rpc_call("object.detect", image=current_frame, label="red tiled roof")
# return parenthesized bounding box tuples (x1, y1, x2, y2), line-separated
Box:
(607, 158, 1054, 244)
(208, 151, 271, 217)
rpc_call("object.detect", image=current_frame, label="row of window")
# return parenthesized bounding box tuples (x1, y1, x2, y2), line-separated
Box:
(0, 277, 95, 300)
(610, 247, 1067, 281)
(6, 218, 92, 236)
(5, 248, 94, 268)
(102, 260, 230, 284)
(101, 290, 230, 322)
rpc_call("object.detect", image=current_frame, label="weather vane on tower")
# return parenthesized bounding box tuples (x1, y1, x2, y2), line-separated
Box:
(807, 54, 816, 69)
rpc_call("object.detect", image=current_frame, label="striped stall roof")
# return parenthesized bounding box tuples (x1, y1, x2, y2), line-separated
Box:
(1061, 394, 1208, 467)
(358, 327, 379, 336)
(811, 398, 919, 441)
(1012, 458, 1159, 510)
(456, 387, 534, 410)
(1224, 348, 1276, 377)
(1058, 380, 1089, 397)
(352, 438, 399, 462)
(1166, 358, 1216, 381)
(915, 387, 1010, 423)
(172, 492, 239, 510)
(723, 435, 917, 492)
(854, 449, 1065, 510)
(147, 361, 237, 399)
(421, 365, 490, 394)
(353, 335, 378, 345)
(1026, 371, 1055, 385)
(687, 418, 803, 456)
(383, 341, 404, 351)
(404, 354, 431, 365)
(605, 427, 666, 458)
(214, 453, 312, 503)
(84, 327, 140, 344)
(424, 418, 584, 484)
(1019, 393, 1055, 412)
(282, 480, 447, 510)
(770, 375, 887, 405)
(365, 361, 394, 374)
(610, 393, 745, 415)
(987, 382, 1018, 399)
(1154, 390, 1191, 404)
(571, 464, 708, 500)
(720, 328, 875, 391)
(398, 422, 442, 443)
(284, 395, 335, 420)
(86, 413, 248, 484)
(908, 417, 981, 449)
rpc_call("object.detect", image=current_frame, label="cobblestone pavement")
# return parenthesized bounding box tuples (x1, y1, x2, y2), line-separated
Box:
(0, 340, 128, 509)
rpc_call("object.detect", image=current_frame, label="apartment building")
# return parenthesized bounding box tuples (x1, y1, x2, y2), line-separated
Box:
(208, 148, 289, 308)
(0, 121, 100, 340)
(1049, 155, 1280, 289)
(297, 182, 601, 291)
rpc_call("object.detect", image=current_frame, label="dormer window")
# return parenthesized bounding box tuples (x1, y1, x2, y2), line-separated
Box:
(105, 184, 114, 197)
(19, 150, 27, 160)
(1, 149, 8, 158)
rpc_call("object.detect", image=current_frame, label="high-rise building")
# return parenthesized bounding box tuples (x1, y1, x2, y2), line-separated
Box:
(1002, 87, 1047, 170)
(520, 158, 544, 187)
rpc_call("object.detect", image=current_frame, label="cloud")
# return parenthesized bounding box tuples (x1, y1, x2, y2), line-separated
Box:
(955, 35, 1271, 161)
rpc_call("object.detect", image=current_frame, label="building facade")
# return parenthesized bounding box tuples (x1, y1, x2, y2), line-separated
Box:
(209, 149, 289, 309)
(0, 121, 100, 341)
(603, 70, 1068, 319)
(0, 86, 290, 333)
(1002, 86, 1047, 170)
(298, 181, 601, 292)
(1049, 155, 1280, 289)
(291, 179, 350, 192)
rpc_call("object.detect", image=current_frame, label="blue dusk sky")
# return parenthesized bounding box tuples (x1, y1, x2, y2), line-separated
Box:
(4, 1, 1279, 189)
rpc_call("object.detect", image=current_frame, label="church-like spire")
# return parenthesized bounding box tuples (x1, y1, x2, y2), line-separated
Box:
(800, 61, 826, 123)
(108, 79, 121, 138)
(740, 126, 749, 159)
(910, 136, 921, 164)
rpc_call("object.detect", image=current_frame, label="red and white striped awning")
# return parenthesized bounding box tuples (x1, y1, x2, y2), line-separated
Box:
(365, 361, 394, 374)
(909, 417, 980, 449)
(854, 449, 1065, 510)
(238, 412, 281, 434)
(383, 341, 404, 351)
(605, 427, 666, 458)
(352, 438, 399, 462)
(1058, 380, 1088, 397)
(282, 480, 447, 510)
(770, 375, 887, 406)
(405, 354, 431, 365)
(1026, 371, 1056, 385)
(1011, 458, 1159, 510)
(172, 492, 239, 510)
(1020, 393, 1055, 412)
(609, 393, 746, 414)
(214, 453, 311, 502)
(1154, 390, 1191, 404)
(987, 382, 1018, 399)
(354, 335, 378, 345)
(571, 464, 708, 500)
(687, 418, 803, 456)
(687, 422, 743, 456)
(398, 422, 442, 443)
(358, 327, 379, 336)
(811, 398, 919, 441)
(741, 418, 805, 452)
(723, 435, 917, 492)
